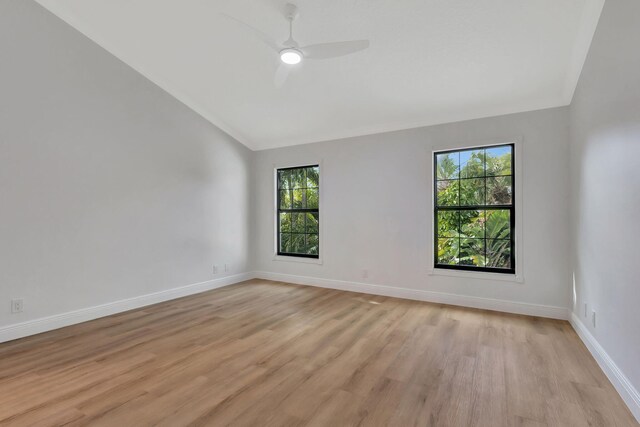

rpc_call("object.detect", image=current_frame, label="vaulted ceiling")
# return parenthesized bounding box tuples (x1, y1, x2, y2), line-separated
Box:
(36, 0, 604, 150)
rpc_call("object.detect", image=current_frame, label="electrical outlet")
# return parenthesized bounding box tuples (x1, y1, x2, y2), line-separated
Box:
(11, 299, 23, 314)
(213, 265, 219, 274)
(224, 264, 229, 273)
(592, 310, 596, 328)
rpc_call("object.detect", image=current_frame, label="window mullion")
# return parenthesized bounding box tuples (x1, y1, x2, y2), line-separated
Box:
(434, 144, 514, 274)
(276, 165, 320, 259)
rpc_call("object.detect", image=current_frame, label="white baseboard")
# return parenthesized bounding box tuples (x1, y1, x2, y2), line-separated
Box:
(570, 313, 640, 422)
(253, 271, 568, 320)
(0, 272, 253, 344)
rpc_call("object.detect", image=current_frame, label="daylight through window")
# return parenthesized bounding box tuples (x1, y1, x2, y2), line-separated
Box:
(277, 165, 320, 258)
(434, 144, 515, 273)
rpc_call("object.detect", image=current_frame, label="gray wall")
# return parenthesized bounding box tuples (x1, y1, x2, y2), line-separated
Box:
(0, 0, 252, 327)
(253, 107, 571, 311)
(569, 0, 640, 399)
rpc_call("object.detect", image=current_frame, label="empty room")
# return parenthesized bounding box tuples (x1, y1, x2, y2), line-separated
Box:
(1, 0, 639, 425)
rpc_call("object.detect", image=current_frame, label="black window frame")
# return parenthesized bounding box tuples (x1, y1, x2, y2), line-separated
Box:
(276, 164, 320, 259)
(433, 143, 516, 274)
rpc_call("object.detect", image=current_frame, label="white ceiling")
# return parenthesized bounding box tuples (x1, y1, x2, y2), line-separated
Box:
(35, 0, 604, 150)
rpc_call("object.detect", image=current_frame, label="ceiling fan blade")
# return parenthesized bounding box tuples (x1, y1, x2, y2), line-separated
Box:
(301, 40, 370, 59)
(274, 64, 293, 87)
(220, 13, 280, 52)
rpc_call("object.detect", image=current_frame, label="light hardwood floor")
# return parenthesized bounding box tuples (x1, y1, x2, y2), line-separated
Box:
(0, 279, 637, 426)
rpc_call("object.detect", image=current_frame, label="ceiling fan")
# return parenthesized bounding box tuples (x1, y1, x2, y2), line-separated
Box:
(223, 3, 370, 85)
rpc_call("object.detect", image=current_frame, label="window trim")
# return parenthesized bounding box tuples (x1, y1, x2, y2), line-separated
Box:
(431, 140, 522, 278)
(273, 163, 322, 263)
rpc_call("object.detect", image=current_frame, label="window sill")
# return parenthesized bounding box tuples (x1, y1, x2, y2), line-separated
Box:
(428, 267, 523, 283)
(273, 255, 323, 265)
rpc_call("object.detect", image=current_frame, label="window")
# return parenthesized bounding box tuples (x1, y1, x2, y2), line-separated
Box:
(277, 165, 320, 258)
(434, 144, 515, 274)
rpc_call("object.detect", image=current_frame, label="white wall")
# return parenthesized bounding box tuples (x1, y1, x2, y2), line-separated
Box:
(569, 0, 640, 411)
(253, 107, 571, 312)
(0, 0, 252, 329)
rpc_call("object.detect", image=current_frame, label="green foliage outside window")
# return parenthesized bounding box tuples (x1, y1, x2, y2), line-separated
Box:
(435, 145, 514, 271)
(277, 166, 319, 257)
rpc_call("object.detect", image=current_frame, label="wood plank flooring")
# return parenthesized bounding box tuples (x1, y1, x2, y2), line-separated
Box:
(0, 279, 637, 426)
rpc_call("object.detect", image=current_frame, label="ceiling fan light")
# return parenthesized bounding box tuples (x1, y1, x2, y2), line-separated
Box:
(280, 48, 302, 65)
